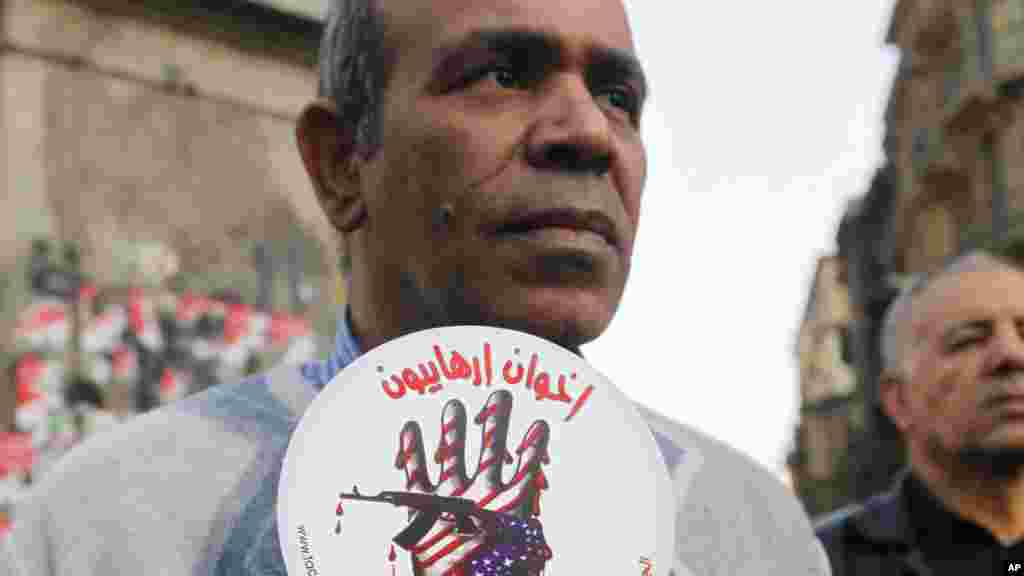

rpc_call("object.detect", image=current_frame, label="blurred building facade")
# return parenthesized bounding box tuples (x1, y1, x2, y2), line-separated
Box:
(791, 0, 1024, 517)
(788, 256, 858, 515)
(0, 0, 338, 528)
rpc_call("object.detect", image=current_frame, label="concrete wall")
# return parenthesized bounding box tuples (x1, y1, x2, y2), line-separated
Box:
(0, 0, 341, 360)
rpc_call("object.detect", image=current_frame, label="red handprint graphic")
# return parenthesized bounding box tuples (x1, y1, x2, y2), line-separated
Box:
(394, 390, 552, 576)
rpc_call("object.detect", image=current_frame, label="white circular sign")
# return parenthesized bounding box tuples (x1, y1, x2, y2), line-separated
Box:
(279, 326, 676, 576)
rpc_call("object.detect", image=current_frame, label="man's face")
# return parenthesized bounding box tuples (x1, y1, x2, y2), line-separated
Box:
(355, 0, 646, 349)
(901, 260, 1024, 468)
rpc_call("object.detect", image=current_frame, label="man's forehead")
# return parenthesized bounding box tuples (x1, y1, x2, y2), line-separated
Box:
(382, 0, 637, 54)
(912, 258, 1024, 337)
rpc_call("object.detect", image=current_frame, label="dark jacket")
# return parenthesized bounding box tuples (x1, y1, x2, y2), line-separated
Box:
(814, 472, 934, 576)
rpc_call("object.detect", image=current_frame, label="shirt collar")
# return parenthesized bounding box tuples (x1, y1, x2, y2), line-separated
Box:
(334, 307, 362, 365)
(898, 472, 1024, 574)
(304, 308, 362, 390)
(903, 472, 1004, 550)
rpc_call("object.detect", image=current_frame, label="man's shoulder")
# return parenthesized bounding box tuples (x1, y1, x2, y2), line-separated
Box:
(62, 362, 315, 481)
(811, 486, 906, 576)
(813, 487, 902, 546)
(633, 402, 796, 507)
(633, 403, 829, 576)
(6, 362, 319, 575)
(814, 502, 867, 540)
(50, 363, 312, 475)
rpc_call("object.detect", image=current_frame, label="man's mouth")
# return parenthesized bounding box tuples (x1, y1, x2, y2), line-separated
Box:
(489, 209, 619, 250)
(985, 391, 1024, 413)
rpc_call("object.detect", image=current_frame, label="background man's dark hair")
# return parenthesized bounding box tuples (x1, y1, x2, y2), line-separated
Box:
(318, 0, 392, 157)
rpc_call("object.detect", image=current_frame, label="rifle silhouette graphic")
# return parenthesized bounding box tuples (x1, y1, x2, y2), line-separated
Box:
(339, 486, 501, 550)
(340, 486, 553, 575)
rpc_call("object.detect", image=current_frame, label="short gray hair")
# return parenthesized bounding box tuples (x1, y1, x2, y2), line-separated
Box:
(318, 0, 391, 156)
(880, 249, 1024, 377)
(880, 274, 926, 377)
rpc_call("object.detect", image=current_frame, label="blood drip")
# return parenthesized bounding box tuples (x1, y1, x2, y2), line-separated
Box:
(388, 544, 397, 562)
(333, 498, 344, 535)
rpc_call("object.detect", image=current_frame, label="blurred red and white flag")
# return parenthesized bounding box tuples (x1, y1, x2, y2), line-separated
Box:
(83, 304, 127, 354)
(0, 433, 35, 479)
(175, 292, 214, 326)
(246, 311, 271, 353)
(158, 367, 190, 405)
(14, 354, 50, 438)
(269, 313, 310, 346)
(13, 299, 68, 353)
(128, 288, 163, 351)
(110, 345, 139, 384)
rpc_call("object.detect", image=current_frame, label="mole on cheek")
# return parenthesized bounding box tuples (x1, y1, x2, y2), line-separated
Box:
(433, 203, 455, 234)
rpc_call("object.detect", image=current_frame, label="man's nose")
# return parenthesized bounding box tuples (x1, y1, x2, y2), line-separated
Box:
(525, 74, 614, 176)
(985, 324, 1024, 377)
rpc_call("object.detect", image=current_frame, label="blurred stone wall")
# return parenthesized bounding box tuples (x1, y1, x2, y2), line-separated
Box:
(0, 0, 343, 533)
(0, 0, 340, 370)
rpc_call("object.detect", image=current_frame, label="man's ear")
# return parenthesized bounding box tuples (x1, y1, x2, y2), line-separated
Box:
(296, 100, 368, 234)
(880, 372, 912, 433)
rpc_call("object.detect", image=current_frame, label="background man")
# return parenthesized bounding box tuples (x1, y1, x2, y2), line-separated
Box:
(817, 250, 1024, 574)
(1, 0, 828, 574)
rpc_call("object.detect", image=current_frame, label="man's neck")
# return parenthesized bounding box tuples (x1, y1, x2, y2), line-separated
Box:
(912, 452, 1024, 545)
(345, 268, 405, 353)
(346, 273, 586, 356)
(346, 304, 584, 358)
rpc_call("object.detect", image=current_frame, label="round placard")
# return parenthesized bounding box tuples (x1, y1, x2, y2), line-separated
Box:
(278, 326, 676, 576)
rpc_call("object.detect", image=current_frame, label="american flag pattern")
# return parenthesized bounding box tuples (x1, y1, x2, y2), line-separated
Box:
(466, 515, 552, 576)
(394, 390, 552, 576)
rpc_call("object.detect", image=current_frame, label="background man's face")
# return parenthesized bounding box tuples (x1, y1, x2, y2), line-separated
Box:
(356, 0, 647, 348)
(903, 262, 1024, 467)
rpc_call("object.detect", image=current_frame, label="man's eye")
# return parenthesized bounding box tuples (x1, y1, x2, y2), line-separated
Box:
(596, 86, 639, 118)
(464, 64, 526, 90)
(948, 334, 984, 352)
(488, 67, 522, 88)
